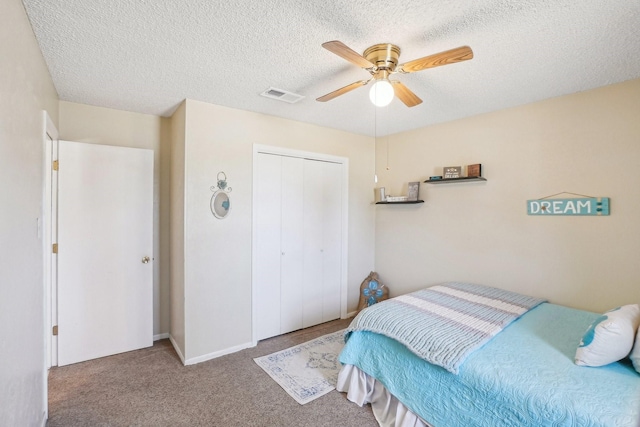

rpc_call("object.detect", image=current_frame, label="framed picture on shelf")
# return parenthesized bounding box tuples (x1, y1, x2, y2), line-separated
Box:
(443, 166, 461, 179)
(467, 163, 482, 177)
(408, 182, 420, 201)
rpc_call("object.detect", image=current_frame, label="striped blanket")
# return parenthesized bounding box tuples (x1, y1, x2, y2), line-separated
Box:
(345, 282, 546, 374)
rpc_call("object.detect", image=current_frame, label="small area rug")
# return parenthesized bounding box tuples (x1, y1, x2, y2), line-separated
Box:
(254, 329, 346, 405)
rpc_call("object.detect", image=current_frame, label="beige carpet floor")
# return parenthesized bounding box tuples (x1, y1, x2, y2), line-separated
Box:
(47, 318, 377, 426)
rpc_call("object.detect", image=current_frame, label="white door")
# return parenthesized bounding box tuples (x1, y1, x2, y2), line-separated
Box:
(302, 159, 343, 327)
(57, 140, 153, 366)
(302, 160, 325, 328)
(252, 146, 348, 344)
(279, 156, 304, 334)
(321, 161, 343, 322)
(253, 153, 283, 341)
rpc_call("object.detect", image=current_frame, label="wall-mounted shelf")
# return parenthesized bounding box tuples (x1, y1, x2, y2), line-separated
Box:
(376, 200, 424, 205)
(424, 177, 487, 184)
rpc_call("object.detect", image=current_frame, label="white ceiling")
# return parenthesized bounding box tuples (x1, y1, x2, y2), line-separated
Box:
(22, 0, 640, 137)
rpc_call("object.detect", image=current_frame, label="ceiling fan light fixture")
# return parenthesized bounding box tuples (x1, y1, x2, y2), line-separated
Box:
(369, 79, 394, 107)
(318, 41, 471, 107)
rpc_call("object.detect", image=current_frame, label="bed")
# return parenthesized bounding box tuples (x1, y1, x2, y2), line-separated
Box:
(336, 283, 640, 427)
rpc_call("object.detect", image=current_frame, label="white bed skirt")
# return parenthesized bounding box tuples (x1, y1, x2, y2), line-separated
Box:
(336, 364, 433, 427)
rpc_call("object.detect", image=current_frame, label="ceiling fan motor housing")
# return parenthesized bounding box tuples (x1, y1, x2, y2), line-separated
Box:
(363, 43, 401, 73)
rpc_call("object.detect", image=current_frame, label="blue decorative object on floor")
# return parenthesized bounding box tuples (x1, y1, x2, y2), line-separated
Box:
(357, 271, 389, 313)
(363, 280, 385, 306)
(253, 330, 345, 405)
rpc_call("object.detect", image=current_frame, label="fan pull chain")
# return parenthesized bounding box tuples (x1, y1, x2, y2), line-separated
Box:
(373, 107, 378, 183)
(386, 134, 390, 171)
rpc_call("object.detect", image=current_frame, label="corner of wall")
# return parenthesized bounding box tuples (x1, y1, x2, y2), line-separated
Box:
(168, 101, 187, 357)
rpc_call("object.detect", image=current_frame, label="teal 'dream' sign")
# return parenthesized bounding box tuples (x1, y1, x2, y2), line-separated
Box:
(527, 198, 610, 216)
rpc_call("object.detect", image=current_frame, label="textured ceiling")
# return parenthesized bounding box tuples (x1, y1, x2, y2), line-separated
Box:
(22, 0, 640, 137)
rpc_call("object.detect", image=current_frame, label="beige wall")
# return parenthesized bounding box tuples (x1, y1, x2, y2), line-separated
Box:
(179, 99, 375, 362)
(375, 78, 640, 313)
(58, 101, 170, 337)
(0, 0, 59, 424)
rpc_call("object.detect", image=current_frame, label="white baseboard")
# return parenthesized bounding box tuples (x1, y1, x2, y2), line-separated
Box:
(153, 333, 169, 341)
(40, 410, 47, 427)
(184, 341, 253, 366)
(169, 334, 186, 365)
(345, 310, 357, 318)
(169, 335, 253, 366)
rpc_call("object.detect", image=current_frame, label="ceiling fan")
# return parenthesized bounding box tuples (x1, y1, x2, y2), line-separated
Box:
(316, 41, 473, 107)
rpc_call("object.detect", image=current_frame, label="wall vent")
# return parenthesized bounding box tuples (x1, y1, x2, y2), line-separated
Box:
(260, 87, 305, 104)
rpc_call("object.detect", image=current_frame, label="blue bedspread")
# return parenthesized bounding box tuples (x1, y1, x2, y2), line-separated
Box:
(345, 282, 546, 374)
(339, 303, 640, 427)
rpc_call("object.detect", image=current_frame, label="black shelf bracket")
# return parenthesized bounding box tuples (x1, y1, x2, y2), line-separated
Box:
(425, 177, 487, 184)
(375, 200, 425, 205)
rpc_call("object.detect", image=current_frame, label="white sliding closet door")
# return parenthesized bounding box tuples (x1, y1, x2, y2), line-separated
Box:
(253, 147, 346, 342)
(254, 153, 282, 341)
(302, 160, 324, 327)
(280, 157, 304, 333)
(302, 160, 343, 328)
(321, 161, 343, 322)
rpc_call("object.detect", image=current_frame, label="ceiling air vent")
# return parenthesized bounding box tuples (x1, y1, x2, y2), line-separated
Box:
(260, 87, 305, 104)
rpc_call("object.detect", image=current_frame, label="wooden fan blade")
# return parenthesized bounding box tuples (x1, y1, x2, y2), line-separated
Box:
(392, 81, 423, 107)
(398, 46, 473, 74)
(322, 41, 375, 69)
(316, 80, 369, 102)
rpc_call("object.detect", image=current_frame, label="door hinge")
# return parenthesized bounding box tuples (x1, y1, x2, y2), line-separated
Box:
(52, 325, 58, 336)
(52, 243, 58, 254)
(52, 160, 59, 171)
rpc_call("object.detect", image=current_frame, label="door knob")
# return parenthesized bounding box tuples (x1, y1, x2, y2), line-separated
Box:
(142, 256, 151, 264)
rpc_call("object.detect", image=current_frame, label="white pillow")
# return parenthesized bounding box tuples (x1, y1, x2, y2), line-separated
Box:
(575, 304, 640, 367)
(630, 325, 640, 374)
